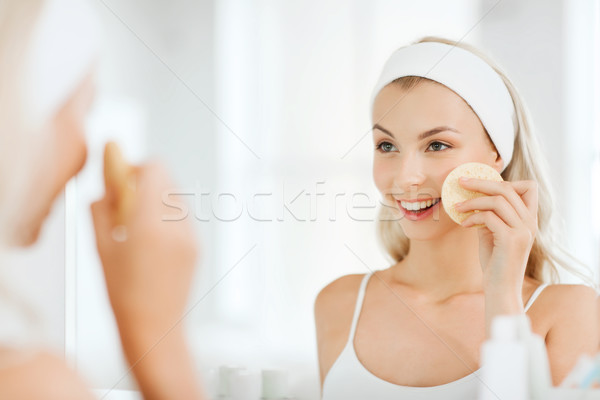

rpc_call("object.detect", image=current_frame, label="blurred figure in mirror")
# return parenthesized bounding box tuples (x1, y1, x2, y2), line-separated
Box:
(0, 1, 204, 399)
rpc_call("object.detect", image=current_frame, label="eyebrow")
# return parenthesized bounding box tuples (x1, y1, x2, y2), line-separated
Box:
(372, 123, 460, 141)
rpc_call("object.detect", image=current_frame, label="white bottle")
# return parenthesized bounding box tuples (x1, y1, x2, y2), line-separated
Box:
(262, 368, 289, 399)
(478, 315, 529, 400)
(230, 369, 262, 400)
(516, 315, 552, 399)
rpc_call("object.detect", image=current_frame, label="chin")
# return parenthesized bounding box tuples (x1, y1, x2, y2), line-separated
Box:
(398, 218, 457, 242)
(12, 219, 44, 247)
(15, 227, 42, 247)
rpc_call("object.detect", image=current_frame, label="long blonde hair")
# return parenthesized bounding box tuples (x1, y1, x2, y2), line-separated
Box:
(376, 36, 597, 288)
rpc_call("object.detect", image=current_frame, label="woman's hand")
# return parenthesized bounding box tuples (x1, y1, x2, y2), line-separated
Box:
(90, 160, 198, 335)
(453, 178, 538, 291)
(90, 160, 204, 400)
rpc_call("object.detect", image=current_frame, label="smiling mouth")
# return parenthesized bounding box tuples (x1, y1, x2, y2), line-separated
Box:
(398, 198, 441, 213)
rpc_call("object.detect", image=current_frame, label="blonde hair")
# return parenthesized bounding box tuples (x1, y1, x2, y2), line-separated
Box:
(376, 36, 597, 289)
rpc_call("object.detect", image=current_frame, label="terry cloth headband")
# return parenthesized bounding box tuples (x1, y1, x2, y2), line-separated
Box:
(370, 42, 517, 172)
(26, 0, 101, 125)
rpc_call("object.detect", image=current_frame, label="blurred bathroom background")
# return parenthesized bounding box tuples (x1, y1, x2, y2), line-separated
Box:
(7, 0, 599, 398)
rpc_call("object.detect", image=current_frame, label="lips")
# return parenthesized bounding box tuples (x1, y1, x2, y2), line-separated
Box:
(396, 198, 441, 221)
(399, 198, 441, 211)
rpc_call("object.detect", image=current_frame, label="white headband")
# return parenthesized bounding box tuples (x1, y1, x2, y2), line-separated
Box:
(26, 0, 101, 124)
(371, 42, 517, 172)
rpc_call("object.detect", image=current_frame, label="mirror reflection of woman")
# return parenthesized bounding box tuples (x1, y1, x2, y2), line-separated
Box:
(0, 1, 204, 398)
(315, 36, 599, 399)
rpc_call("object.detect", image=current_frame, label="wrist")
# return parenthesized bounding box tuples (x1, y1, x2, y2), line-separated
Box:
(116, 324, 203, 400)
(117, 318, 185, 356)
(484, 285, 524, 339)
(483, 273, 522, 294)
(112, 300, 185, 343)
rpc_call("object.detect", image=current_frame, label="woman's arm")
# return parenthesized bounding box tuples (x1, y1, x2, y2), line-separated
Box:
(91, 160, 204, 400)
(117, 325, 202, 400)
(544, 284, 598, 386)
(455, 178, 538, 336)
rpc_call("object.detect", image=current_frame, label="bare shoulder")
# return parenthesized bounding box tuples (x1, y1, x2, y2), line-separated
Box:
(314, 273, 366, 385)
(543, 283, 598, 330)
(541, 283, 598, 312)
(0, 349, 94, 400)
(541, 283, 598, 344)
(535, 284, 599, 385)
(314, 273, 366, 321)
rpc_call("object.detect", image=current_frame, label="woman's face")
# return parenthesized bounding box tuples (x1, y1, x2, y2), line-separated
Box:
(372, 79, 504, 240)
(14, 73, 94, 246)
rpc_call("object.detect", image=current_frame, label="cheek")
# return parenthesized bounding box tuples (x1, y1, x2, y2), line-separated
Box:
(372, 158, 391, 194)
(58, 131, 87, 189)
(72, 137, 88, 175)
(51, 112, 88, 195)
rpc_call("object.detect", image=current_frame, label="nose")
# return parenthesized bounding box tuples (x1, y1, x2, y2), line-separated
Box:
(392, 152, 427, 194)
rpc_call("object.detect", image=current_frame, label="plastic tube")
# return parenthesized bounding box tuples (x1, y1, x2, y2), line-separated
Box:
(478, 315, 529, 400)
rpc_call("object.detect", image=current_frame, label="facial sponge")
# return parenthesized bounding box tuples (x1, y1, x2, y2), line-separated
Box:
(441, 162, 503, 225)
(103, 141, 134, 225)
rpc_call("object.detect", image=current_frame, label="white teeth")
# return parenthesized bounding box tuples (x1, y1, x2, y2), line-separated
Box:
(400, 198, 439, 211)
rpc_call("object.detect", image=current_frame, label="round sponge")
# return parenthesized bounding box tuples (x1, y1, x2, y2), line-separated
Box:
(441, 162, 503, 225)
(104, 141, 134, 225)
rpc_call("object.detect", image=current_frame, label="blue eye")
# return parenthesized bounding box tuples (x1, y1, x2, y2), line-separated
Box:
(375, 141, 397, 153)
(427, 141, 450, 152)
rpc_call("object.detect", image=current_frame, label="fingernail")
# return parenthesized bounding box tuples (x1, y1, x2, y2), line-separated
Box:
(454, 202, 463, 209)
(459, 177, 469, 182)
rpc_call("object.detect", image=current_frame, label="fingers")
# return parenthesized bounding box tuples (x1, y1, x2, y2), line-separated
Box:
(462, 209, 535, 249)
(458, 178, 538, 224)
(92, 160, 186, 238)
(508, 180, 539, 216)
(130, 162, 173, 218)
(454, 195, 521, 228)
(461, 209, 505, 233)
(90, 198, 113, 251)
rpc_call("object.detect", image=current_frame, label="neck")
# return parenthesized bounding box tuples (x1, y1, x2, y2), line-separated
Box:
(389, 226, 484, 302)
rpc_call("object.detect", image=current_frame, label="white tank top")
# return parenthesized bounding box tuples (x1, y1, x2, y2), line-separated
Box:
(322, 272, 549, 400)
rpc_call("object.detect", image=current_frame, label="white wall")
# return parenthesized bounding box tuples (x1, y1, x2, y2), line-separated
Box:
(478, 0, 600, 284)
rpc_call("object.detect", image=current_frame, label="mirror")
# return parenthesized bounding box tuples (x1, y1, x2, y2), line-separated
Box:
(57, 0, 598, 398)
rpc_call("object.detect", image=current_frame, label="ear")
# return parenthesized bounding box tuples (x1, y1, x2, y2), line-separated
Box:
(492, 151, 504, 173)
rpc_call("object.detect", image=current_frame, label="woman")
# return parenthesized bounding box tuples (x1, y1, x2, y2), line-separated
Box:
(0, 1, 204, 399)
(315, 36, 598, 399)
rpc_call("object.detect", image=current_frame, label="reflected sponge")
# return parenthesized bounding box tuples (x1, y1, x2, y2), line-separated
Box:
(104, 141, 134, 225)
